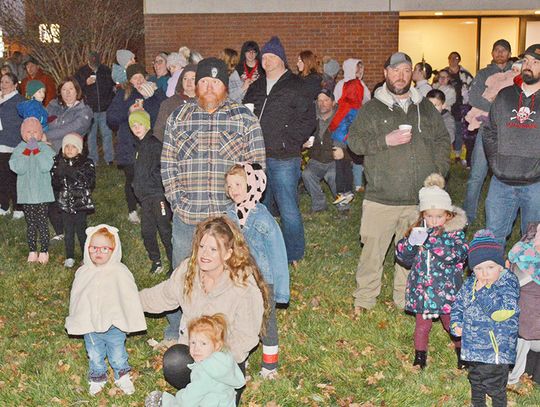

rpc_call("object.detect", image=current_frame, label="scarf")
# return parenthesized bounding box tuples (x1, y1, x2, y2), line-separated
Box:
(235, 162, 266, 228)
(243, 60, 260, 81)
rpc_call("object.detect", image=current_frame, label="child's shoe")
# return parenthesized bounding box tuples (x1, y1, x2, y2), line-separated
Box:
(89, 380, 107, 396)
(50, 234, 64, 242)
(150, 260, 163, 274)
(28, 252, 39, 262)
(0, 207, 10, 216)
(145, 390, 163, 407)
(413, 350, 427, 369)
(64, 258, 75, 268)
(115, 373, 135, 395)
(128, 210, 141, 224)
(12, 210, 24, 220)
(259, 367, 278, 380)
(38, 252, 49, 264)
(455, 348, 467, 370)
(333, 191, 354, 205)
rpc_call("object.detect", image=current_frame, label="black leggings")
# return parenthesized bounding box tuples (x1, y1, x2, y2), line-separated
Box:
(163, 344, 246, 405)
(63, 211, 88, 259)
(121, 164, 137, 212)
(23, 203, 50, 252)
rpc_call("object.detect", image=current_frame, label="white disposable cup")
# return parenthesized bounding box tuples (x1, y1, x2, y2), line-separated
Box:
(244, 103, 255, 113)
(399, 124, 412, 131)
(412, 226, 428, 233)
(305, 136, 315, 148)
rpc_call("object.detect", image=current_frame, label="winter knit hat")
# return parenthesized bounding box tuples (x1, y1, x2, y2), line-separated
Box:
(233, 162, 267, 228)
(129, 110, 151, 130)
(26, 80, 45, 99)
(418, 173, 453, 212)
(324, 59, 340, 78)
(62, 133, 83, 154)
(261, 36, 287, 66)
(126, 63, 146, 82)
(116, 49, 135, 68)
(195, 57, 229, 86)
(468, 229, 505, 269)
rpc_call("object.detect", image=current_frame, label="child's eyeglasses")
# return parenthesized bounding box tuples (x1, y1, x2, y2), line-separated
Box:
(88, 245, 113, 254)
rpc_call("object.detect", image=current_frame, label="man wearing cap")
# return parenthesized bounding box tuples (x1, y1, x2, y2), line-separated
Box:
(347, 51, 450, 313)
(244, 36, 316, 266)
(302, 88, 338, 213)
(483, 44, 540, 245)
(75, 51, 116, 165)
(20, 56, 56, 106)
(463, 39, 513, 224)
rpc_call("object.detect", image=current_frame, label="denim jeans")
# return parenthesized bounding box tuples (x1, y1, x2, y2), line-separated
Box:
(486, 176, 540, 247)
(463, 127, 489, 223)
(84, 326, 130, 381)
(165, 214, 196, 341)
(88, 111, 114, 164)
(263, 157, 305, 262)
(301, 159, 335, 212)
(352, 163, 364, 189)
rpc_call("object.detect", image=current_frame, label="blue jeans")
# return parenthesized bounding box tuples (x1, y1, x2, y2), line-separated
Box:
(88, 111, 114, 164)
(486, 176, 540, 247)
(301, 159, 335, 212)
(84, 326, 130, 381)
(463, 128, 489, 223)
(165, 214, 196, 341)
(263, 157, 305, 262)
(352, 163, 364, 189)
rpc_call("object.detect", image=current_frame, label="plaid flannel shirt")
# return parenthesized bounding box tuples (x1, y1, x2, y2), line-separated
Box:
(161, 99, 266, 225)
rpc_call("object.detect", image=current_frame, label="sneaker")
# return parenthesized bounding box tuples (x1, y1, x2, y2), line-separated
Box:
(145, 390, 163, 407)
(27, 252, 38, 262)
(115, 373, 135, 395)
(259, 367, 278, 380)
(89, 380, 106, 396)
(128, 211, 141, 224)
(150, 261, 163, 274)
(64, 258, 75, 268)
(0, 207, 10, 216)
(355, 186, 365, 193)
(333, 192, 354, 205)
(12, 210, 24, 220)
(38, 252, 49, 264)
(50, 234, 64, 242)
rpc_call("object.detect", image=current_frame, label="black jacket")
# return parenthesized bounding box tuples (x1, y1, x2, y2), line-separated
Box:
(51, 154, 96, 214)
(244, 70, 316, 159)
(132, 130, 165, 202)
(75, 64, 115, 112)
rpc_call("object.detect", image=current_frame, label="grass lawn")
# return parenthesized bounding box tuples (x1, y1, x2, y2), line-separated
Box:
(0, 163, 537, 406)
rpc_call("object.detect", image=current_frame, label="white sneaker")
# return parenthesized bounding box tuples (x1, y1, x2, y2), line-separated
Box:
(0, 207, 10, 216)
(64, 258, 75, 268)
(89, 380, 106, 396)
(128, 211, 141, 224)
(115, 373, 135, 395)
(12, 210, 24, 219)
(51, 234, 64, 242)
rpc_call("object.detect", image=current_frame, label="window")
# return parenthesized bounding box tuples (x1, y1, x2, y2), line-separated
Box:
(39, 24, 60, 43)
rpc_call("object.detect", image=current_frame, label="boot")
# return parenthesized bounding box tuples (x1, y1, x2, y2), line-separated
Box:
(455, 348, 467, 370)
(413, 350, 427, 369)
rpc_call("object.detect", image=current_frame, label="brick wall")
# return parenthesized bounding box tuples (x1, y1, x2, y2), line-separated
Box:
(144, 12, 399, 89)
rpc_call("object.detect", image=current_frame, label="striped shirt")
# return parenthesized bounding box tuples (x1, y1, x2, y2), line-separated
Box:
(161, 99, 266, 225)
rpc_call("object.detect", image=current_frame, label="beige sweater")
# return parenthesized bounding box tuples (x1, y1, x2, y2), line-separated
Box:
(139, 259, 264, 363)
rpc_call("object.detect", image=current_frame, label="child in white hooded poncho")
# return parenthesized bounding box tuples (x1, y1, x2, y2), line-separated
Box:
(65, 224, 147, 396)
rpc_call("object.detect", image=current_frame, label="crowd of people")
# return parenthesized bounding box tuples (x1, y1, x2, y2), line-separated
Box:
(0, 36, 539, 406)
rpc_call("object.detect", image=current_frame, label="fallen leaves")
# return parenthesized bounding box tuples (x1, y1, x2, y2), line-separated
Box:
(365, 371, 385, 385)
(56, 360, 70, 373)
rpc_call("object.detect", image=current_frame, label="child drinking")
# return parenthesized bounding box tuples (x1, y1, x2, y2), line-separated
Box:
(17, 79, 49, 131)
(396, 173, 468, 369)
(51, 133, 96, 268)
(145, 313, 245, 407)
(129, 110, 173, 274)
(9, 117, 55, 264)
(225, 163, 289, 379)
(451, 229, 520, 406)
(65, 224, 147, 396)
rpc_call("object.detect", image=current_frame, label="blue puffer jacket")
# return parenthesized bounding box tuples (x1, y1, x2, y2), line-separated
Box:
(106, 87, 165, 166)
(227, 204, 290, 304)
(451, 269, 520, 364)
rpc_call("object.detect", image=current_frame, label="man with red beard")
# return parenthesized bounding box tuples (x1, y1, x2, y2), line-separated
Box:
(160, 57, 265, 342)
(484, 44, 540, 246)
(347, 52, 450, 314)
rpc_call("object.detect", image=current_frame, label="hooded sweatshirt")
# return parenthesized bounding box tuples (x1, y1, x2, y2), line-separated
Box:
(347, 84, 450, 205)
(65, 224, 147, 335)
(333, 58, 371, 104)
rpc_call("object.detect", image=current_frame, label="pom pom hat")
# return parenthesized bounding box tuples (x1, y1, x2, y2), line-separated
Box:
(468, 229, 505, 269)
(418, 173, 453, 212)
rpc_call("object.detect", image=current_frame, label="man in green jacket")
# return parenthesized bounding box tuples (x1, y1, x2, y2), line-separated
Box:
(348, 52, 450, 314)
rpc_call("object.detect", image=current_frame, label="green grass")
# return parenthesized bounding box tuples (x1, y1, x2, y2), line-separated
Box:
(0, 163, 537, 406)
